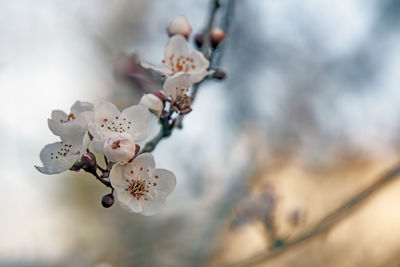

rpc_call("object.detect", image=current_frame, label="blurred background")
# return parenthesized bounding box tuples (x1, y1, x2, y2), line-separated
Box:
(2, 0, 400, 266)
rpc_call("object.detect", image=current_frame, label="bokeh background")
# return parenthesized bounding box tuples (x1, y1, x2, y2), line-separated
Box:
(2, 0, 400, 266)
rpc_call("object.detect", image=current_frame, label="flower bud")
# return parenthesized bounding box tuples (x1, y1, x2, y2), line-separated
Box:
(212, 69, 227, 80)
(167, 16, 192, 39)
(139, 93, 164, 117)
(194, 33, 204, 48)
(101, 193, 114, 208)
(103, 133, 136, 163)
(72, 151, 97, 172)
(210, 27, 225, 49)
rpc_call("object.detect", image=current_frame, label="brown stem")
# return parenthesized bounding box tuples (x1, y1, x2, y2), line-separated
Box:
(225, 163, 400, 267)
(86, 169, 113, 188)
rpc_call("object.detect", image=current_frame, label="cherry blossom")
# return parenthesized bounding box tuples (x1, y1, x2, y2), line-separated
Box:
(35, 134, 89, 174)
(110, 153, 176, 215)
(141, 35, 210, 83)
(47, 101, 94, 144)
(162, 72, 192, 101)
(103, 133, 136, 163)
(88, 101, 150, 153)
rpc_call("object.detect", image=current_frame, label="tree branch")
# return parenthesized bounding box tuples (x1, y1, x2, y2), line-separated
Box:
(226, 163, 400, 267)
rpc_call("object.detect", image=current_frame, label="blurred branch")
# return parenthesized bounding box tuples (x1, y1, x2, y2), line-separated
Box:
(226, 163, 400, 267)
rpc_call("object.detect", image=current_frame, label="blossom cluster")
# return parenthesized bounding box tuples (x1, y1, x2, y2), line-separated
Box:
(35, 16, 221, 216)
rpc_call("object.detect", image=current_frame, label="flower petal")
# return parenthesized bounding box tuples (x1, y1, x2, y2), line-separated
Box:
(109, 163, 128, 190)
(117, 190, 145, 213)
(89, 101, 122, 152)
(35, 141, 81, 174)
(164, 35, 189, 65)
(131, 153, 156, 173)
(121, 105, 151, 142)
(187, 50, 210, 83)
(163, 72, 192, 100)
(141, 199, 166, 216)
(48, 110, 67, 136)
(93, 101, 121, 122)
(152, 169, 176, 198)
(140, 62, 173, 77)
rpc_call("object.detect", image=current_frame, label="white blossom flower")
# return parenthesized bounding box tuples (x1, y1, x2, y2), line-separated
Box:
(167, 15, 192, 38)
(162, 72, 192, 101)
(103, 133, 136, 163)
(139, 93, 164, 117)
(88, 101, 150, 153)
(35, 134, 89, 174)
(141, 35, 210, 83)
(47, 101, 94, 144)
(110, 153, 176, 216)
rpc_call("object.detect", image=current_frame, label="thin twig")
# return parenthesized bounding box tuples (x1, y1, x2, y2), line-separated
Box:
(86, 169, 113, 188)
(226, 163, 400, 267)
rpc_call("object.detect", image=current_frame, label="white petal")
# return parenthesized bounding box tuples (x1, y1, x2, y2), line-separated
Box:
(48, 110, 67, 136)
(93, 101, 121, 122)
(141, 199, 166, 216)
(117, 190, 145, 213)
(70, 101, 94, 114)
(109, 163, 129, 190)
(164, 35, 189, 65)
(140, 62, 173, 77)
(139, 94, 164, 117)
(187, 50, 210, 83)
(89, 101, 122, 152)
(152, 169, 177, 198)
(130, 153, 156, 172)
(35, 141, 80, 174)
(103, 133, 136, 163)
(163, 72, 192, 100)
(121, 105, 151, 142)
(51, 110, 68, 121)
(48, 104, 93, 144)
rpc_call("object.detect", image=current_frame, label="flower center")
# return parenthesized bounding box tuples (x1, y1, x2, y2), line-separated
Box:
(50, 142, 74, 160)
(111, 140, 121, 150)
(100, 116, 133, 133)
(60, 113, 75, 123)
(163, 54, 196, 74)
(125, 179, 149, 200)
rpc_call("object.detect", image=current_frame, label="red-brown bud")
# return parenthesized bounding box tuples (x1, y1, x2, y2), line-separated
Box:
(194, 33, 204, 48)
(210, 28, 225, 49)
(212, 69, 227, 80)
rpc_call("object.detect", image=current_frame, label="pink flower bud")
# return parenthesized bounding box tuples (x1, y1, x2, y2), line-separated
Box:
(167, 16, 192, 39)
(139, 93, 164, 117)
(103, 133, 136, 163)
(210, 27, 225, 49)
